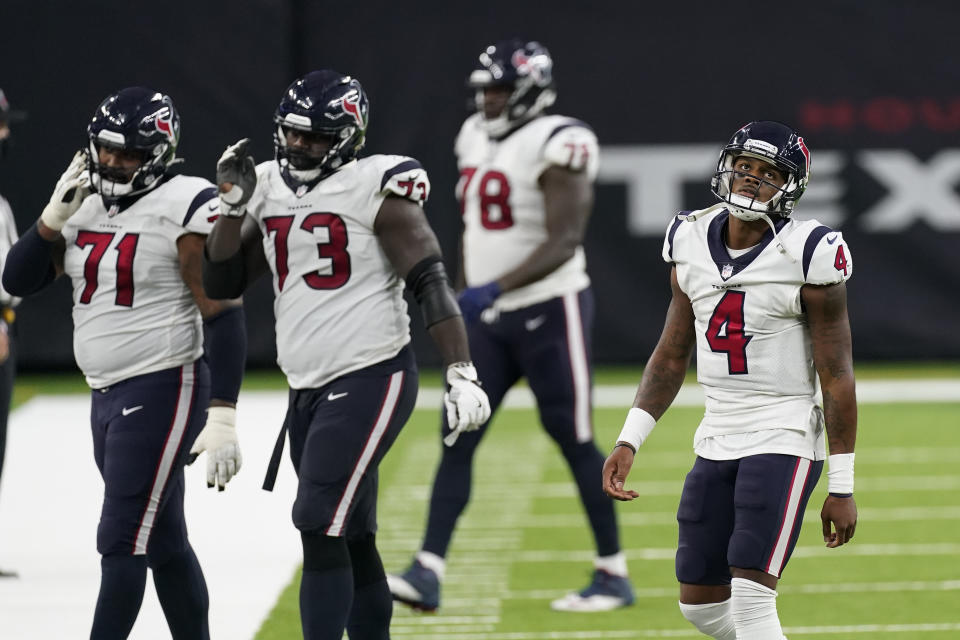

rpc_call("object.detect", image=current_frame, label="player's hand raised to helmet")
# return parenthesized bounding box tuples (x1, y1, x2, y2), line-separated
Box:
(40, 151, 91, 232)
(216, 138, 256, 217)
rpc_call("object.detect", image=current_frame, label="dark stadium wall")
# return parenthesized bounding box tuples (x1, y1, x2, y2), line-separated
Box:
(1, 1, 958, 370)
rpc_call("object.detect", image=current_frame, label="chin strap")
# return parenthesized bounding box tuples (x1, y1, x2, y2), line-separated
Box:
(681, 202, 797, 263)
(679, 202, 727, 222)
(759, 212, 797, 263)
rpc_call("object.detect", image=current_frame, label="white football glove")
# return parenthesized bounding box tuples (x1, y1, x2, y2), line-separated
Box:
(216, 138, 257, 217)
(40, 151, 91, 232)
(188, 406, 242, 490)
(442, 362, 491, 447)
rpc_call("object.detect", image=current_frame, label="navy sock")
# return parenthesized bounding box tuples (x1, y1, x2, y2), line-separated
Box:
(300, 565, 353, 639)
(90, 554, 148, 640)
(562, 440, 621, 556)
(347, 579, 392, 640)
(151, 546, 210, 640)
(346, 535, 391, 640)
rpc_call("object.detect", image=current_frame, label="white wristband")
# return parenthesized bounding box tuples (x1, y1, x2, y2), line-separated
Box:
(617, 408, 657, 451)
(827, 452, 855, 495)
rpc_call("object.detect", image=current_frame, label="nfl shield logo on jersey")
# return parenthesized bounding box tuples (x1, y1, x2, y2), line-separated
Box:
(721, 264, 734, 279)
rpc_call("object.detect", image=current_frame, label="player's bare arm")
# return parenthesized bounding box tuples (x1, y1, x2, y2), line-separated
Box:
(631, 267, 697, 418)
(603, 267, 696, 501)
(375, 195, 471, 366)
(803, 281, 858, 547)
(496, 165, 592, 292)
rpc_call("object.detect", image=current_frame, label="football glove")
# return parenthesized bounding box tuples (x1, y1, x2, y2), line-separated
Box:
(216, 138, 257, 217)
(40, 151, 91, 232)
(457, 282, 501, 324)
(188, 406, 242, 490)
(442, 362, 491, 446)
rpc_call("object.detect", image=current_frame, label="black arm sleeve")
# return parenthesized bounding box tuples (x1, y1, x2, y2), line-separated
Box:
(406, 256, 462, 329)
(202, 247, 247, 300)
(2, 224, 57, 296)
(203, 306, 247, 404)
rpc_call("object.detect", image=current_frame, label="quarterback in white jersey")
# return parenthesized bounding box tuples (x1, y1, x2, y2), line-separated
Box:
(203, 70, 489, 640)
(2, 87, 245, 639)
(390, 39, 634, 616)
(603, 122, 858, 640)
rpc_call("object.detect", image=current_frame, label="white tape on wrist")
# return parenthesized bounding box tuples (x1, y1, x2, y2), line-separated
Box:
(827, 452, 855, 495)
(616, 407, 657, 451)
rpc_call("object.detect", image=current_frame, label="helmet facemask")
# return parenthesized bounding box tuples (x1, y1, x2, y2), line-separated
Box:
(712, 151, 800, 222)
(88, 135, 170, 200)
(272, 73, 369, 189)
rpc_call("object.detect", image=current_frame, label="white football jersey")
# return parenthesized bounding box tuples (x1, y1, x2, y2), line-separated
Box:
(663, 208, 853, 459)
(0, 193, 21, 308)
(246, 155, 429, 389)
(62, 175, 219, 388)
(456, 113, 598, 310)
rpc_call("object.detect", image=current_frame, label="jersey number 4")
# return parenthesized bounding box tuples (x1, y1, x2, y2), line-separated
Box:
(458, 168, 513, 229)
(705, 290, 752, 375)
(75, 231, 139, 307)
(264, 213, 351, 291)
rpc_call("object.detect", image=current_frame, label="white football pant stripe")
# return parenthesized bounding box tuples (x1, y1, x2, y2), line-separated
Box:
(326, 370, 404, 537)
(563, 292, 592, 443)
(765, 457, 812, 576)
(133, 362, 196, 555)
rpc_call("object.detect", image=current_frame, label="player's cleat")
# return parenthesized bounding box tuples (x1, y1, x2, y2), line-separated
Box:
(550, 569, 635, 612)
(387, 560, 440, 612)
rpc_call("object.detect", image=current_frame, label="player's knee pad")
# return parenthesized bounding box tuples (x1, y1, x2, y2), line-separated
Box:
(730, 577, 785, 639)
(347, 534, 385, 587)
(679, 599, 736, 640)
(301, 531, 350, 572)
(675, 545, 709, 584)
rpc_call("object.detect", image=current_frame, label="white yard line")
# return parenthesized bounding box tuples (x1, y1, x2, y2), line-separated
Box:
(374, 622, 960, 638)
(409, 378, 960, 409)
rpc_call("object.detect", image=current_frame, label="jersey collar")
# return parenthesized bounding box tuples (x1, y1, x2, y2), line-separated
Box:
(707, 210, 788, 280)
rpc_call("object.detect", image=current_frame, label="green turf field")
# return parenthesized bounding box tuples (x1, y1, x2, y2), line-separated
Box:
(13, 366, 959, 638)
(243, 369, 959, 639)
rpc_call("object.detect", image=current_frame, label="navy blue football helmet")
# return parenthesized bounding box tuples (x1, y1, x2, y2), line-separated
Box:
(711, 121, 811, 220)
(274, 70, 369, 185)
(87, 87, 180, 200)
(468, 38, 556, 136)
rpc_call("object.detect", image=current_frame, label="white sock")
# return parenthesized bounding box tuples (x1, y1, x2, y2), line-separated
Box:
(415, 550, 446, 580)
(730, 577, 786, 639)
(679, 599, 736, 639)
(594, 552, 628, 577)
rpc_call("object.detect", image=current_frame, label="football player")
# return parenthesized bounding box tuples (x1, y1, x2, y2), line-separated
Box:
(203, 70, 490, 640)
(0, 88, 24, 579)
(602, 121, 858, 639)
(2, 87, 246, 639)
(388, 38, 634, 613)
